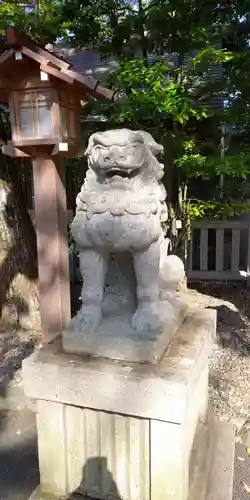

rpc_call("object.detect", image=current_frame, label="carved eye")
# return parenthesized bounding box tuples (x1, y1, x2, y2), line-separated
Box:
(104, 156, 110, 162)
(128, 146, 136, 155)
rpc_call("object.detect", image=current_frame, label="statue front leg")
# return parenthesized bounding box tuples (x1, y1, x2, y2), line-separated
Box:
(131, 240, 162, 333)
(70, 249, 108, 332)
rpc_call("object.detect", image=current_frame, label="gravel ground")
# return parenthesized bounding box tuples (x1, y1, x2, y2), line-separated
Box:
(187, 282, 250, 427)
(0, 329, 41, 402)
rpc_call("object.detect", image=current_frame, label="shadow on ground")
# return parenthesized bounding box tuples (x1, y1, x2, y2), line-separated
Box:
(0, 408, 39, 500)
(188, 282, 250, 354)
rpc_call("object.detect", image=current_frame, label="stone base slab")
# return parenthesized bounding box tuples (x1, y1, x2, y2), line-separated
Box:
(23, 309, 217, 500)
(62, 293, 186, 364)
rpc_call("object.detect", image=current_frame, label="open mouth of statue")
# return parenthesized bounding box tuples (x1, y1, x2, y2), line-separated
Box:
(106, 168, 140, 179)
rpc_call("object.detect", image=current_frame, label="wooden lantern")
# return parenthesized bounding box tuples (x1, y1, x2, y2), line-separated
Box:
(0, 28, 117, 341)
(0, 27, 117, 158)
(8, 76, 80, 152)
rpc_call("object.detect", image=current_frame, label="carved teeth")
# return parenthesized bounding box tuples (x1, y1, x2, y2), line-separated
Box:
(106, 167, 138, 179)
(107, 169, 129, 179)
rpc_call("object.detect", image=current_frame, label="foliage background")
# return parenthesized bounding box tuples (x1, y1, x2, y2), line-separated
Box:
(2, 0, 250, 253)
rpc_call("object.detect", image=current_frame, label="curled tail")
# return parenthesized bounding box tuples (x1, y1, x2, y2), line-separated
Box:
(159, 236, 185, 290)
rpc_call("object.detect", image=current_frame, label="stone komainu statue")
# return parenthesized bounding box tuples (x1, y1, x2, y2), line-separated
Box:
(70, 129, 184, 333)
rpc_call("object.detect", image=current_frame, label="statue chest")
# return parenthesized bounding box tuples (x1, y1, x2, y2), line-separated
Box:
(84, 212, 161, 251)
(81, 192, 159, 218)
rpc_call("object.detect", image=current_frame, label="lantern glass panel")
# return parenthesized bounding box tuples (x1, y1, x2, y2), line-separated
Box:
(37, 91, 53, 137)
(17, 90, 53, 139)
(59, 91, 78, 139)
(61, 106, 69, 138)
(19, 95, 35, 137)
(69, 109, 76, 138)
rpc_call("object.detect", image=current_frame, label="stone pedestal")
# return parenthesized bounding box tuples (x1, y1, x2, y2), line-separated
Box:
(23, 309, 234, 500)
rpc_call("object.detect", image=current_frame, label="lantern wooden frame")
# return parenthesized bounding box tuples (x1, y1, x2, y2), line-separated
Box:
(8, 86, 80, 147)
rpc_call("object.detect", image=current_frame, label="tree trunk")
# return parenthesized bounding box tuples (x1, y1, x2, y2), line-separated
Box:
(0, 155, 41, 331)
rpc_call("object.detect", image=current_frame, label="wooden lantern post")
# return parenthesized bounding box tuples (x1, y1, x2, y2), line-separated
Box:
(0, 27, 116, 342)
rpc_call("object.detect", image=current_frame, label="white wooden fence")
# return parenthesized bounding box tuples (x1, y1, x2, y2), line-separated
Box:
(188, 220, 250, 283)
(29, 210, 250, 284)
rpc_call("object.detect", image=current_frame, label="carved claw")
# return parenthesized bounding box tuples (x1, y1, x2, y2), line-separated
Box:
(131, 303, 162, 333)
(69, 305, 102, 333)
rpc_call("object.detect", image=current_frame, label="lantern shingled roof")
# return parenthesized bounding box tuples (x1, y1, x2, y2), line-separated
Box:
(0, 27, 117, 102)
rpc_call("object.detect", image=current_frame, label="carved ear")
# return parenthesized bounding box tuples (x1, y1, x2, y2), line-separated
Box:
(85, 132, 104, 155)
(138, 131, 164, 156)
(85, 134, 94, 156)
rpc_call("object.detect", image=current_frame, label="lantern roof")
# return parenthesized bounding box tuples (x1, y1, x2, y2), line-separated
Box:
(0, 27, 117, 102)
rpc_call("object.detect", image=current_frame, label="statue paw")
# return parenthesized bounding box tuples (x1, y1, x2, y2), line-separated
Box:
(131, 304, 162, 333)
(69, 305, 102, 333)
